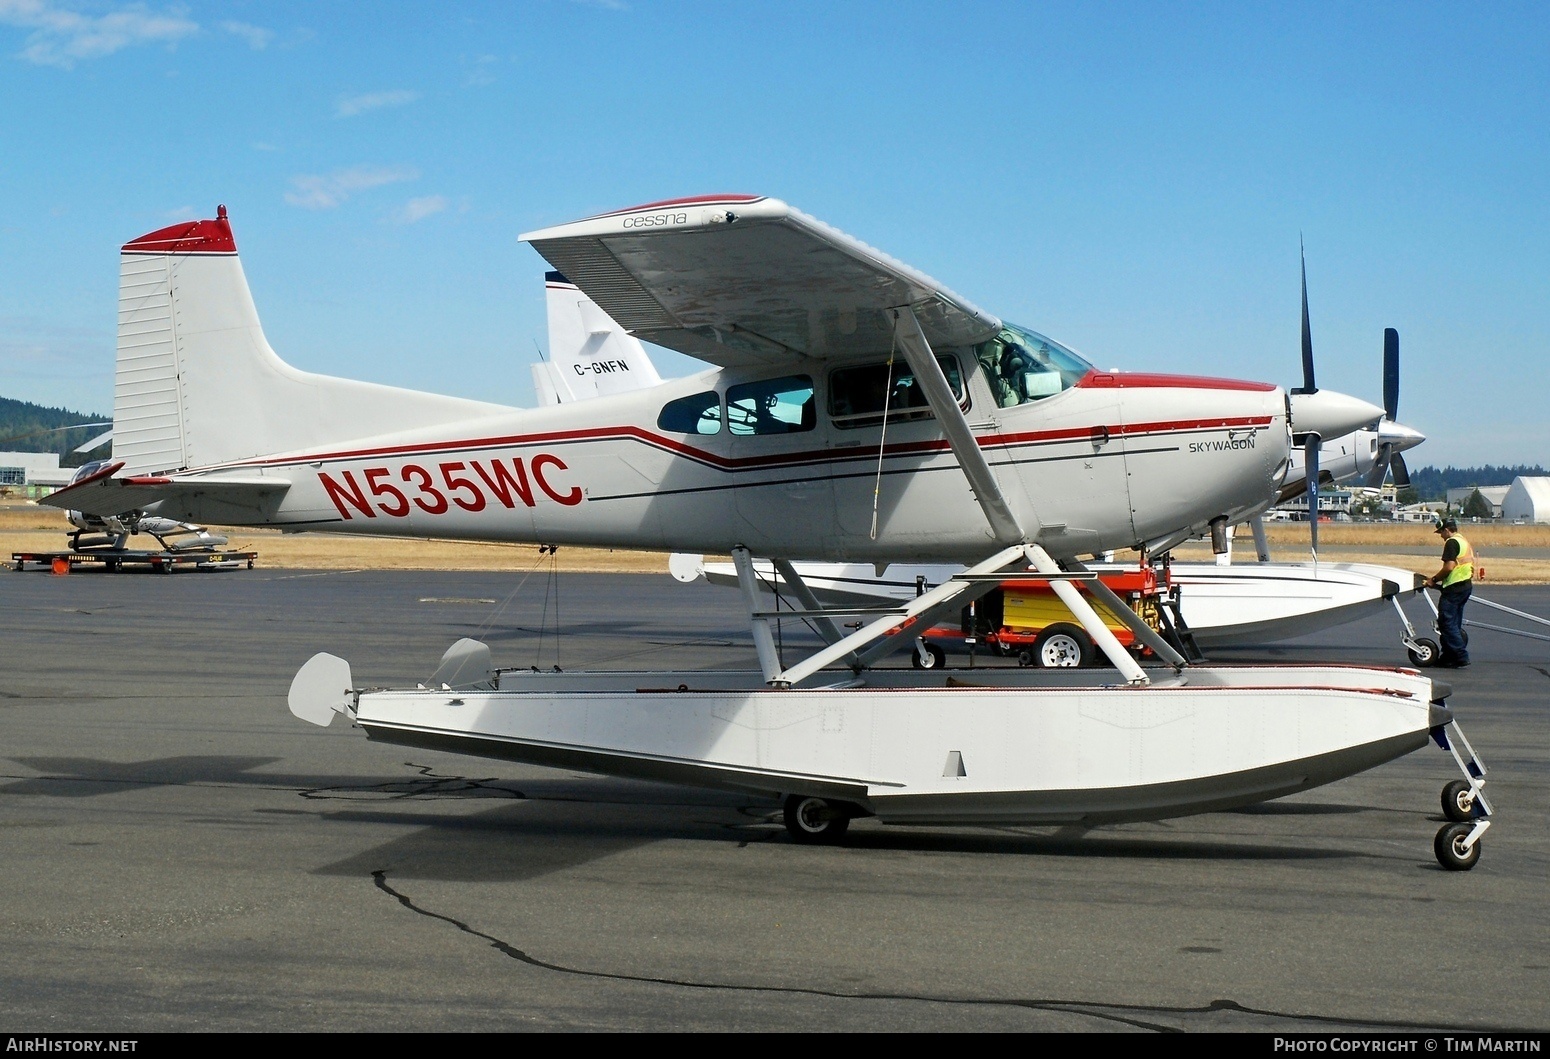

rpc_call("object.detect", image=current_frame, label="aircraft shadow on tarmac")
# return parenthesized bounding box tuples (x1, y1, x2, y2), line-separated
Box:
(294, 793, 1377, 883)
(4, 755, 283, 796)
(3, 756, 1394, 879)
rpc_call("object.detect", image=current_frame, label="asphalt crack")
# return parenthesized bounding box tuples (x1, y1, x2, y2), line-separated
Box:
(370, 871, 1482, 1032)
(299, 762, 525, 801)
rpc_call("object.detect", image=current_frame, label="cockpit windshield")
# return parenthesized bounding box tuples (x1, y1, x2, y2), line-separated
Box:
(975, 323, 1094, 408)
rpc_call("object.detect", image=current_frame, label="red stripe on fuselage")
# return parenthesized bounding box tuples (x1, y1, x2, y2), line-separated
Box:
(183, 414, 1275, 479)
(1076, 372, 1278, 392)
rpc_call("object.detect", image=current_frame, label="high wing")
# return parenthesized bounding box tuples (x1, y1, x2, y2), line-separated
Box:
(44, 460, 291, 519)
(520, 195, 1002, 368)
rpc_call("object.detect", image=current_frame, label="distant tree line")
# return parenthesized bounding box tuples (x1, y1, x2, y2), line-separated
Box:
(0, 396, 111, 468)
(1405, 464, 1548, 501)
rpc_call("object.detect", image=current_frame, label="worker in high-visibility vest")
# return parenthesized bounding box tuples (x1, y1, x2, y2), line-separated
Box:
(1427, 518, 1474, 668)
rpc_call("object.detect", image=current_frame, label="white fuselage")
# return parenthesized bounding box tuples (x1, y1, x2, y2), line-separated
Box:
(147, 359, 1291, 563)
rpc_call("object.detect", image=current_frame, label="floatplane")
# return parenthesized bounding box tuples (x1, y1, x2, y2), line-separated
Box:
(46, 196, 1491, 867)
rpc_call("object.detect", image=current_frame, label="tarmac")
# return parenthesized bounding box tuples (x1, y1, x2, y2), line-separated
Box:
(1, 564, 1547, 1032)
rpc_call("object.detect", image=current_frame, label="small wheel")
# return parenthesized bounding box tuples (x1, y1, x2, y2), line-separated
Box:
(1434, 822, 1480, 871)
(1017, 649, 1034, 667)
(910, 642, 945, 670)
(1442, 779, 1477, 823)
(783, 794, 852, 844)
(1032, 623, 1091, 668)
(1407, 637, 1440, 667)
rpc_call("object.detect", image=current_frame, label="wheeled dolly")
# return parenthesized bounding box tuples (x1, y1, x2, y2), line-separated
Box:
(1393, 594, 1441, 667)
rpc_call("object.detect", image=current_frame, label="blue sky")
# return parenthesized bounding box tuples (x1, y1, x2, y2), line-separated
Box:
(1, 1, 1545, 466)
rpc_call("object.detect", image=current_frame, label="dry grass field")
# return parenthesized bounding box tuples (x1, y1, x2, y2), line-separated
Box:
(4, 503, 1548, 581)
(0, 504, 669, 573)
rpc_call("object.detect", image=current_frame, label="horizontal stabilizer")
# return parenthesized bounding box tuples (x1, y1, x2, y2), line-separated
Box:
(43, 465, 290, 519)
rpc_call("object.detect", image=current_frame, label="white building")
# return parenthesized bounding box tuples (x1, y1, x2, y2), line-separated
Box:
(0, 452, 73, 497)
(1394, 502, 1448, 523)
(1276, 488, 1354, 518)
(1502, 477, 1550, 524)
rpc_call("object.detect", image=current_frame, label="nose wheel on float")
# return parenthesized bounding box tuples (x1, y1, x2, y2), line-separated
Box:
(1431, 719, 1491, 871)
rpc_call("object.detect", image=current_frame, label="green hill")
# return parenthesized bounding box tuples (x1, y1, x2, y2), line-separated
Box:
(1407, 464, 1547, 501)
(0, 396, 111, 469)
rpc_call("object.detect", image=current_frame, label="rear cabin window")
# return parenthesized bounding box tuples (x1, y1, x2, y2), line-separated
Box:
(726, 375, 815, 436)
(828, 356, 963, 429)
(657, 390, 722, 435)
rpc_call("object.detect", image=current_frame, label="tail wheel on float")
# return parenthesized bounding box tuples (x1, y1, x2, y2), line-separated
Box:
(782, 794, 852, 844)
(1031, 623, 1092, 668)
(1434, 822, 1481, 871)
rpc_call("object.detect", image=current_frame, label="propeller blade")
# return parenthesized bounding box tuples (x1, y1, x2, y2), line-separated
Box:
(1305, 434, 1320, 556)
(1383, 327, 1400, 421)
(1298, 240, 1316, 393)
(1390, 451, 1410, 488)
(1365, 442, 1392, 488)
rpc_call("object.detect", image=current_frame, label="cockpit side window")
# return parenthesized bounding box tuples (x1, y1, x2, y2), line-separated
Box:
(657, 390, 723, 435)
(828, 356, 963, 429)
(726, 375, 816, 436)
(975, 324, 1093, 409)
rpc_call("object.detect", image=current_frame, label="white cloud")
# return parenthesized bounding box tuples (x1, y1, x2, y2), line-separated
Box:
(284, 165, 419, 210)
(392, 195, 448, 225)
(335, 89, 419, 118)
(220, 19, 271, 50)
(0, 0, 198, 69)
(462, 53, 497, 87)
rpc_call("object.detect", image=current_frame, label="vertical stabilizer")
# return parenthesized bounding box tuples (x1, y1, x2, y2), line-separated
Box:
(541, 271, 661, 405)
(113, 207, 514, 474)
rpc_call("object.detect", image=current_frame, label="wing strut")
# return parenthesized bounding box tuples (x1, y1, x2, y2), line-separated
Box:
(889, 306, 1028, 546)
(771, 544, 1031, 687)
(733, 546, 785, 683)
(770, 559, 850, 648)
(1062, 556, 1186, 672)
(1249, 514, 1272, 562)
(1023, 545, 1151, 685)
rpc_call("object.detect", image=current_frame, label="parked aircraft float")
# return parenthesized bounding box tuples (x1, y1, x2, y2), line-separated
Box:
(46, 197, 1492, 868)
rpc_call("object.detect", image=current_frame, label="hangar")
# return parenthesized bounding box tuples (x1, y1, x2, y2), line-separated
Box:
(1502, 476, 1550, 523)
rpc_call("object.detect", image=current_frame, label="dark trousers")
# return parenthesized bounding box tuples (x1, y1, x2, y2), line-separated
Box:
(1437, 582, 1472, 664)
